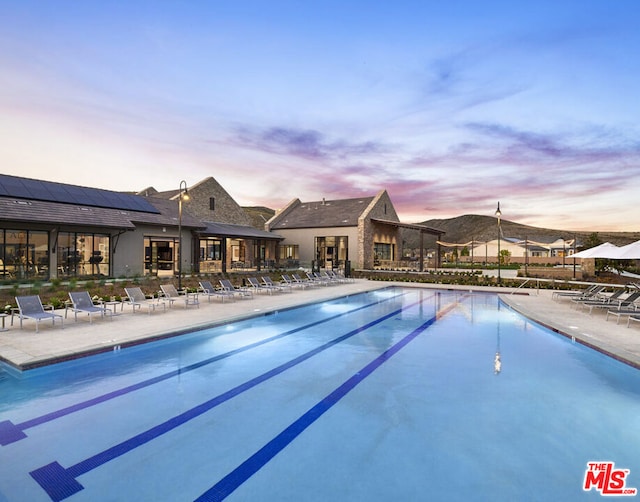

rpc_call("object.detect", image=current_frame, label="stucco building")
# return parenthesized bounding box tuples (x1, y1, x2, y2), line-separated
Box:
(266, 190, 442, 270)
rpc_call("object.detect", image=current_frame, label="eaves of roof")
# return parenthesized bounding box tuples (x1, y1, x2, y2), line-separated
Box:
(0, 196, 206, 230)
(198, 221, 282, 240)
(370, 218, 444, 235)
(0, 197, 136, 229)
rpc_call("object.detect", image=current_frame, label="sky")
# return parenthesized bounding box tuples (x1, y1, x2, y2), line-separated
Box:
(1, 1, 639, 231)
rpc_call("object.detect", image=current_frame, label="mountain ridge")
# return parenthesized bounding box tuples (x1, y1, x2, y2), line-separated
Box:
(409, 214, 640, 250)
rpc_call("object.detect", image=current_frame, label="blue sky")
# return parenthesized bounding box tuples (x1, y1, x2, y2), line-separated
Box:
(1, 1, 639, 231)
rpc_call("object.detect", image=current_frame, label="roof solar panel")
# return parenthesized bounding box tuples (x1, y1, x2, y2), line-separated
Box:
(0, 174, 159, 213)
(26, 180, 57, 201)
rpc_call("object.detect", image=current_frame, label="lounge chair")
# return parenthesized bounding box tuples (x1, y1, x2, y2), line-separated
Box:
(325, 270, 346, 283)
(333, 270, 353, 283)
(563, 285, 606, 303)
(319, 271, 341, 284)
(262, 276, 290, 293)
(552, 284, 600, 301)
(628, 314, 640, 328)
(572, 289, 626, 313)
(292, 273, 317, 287)
(306, 272, 329, 286)
(315, 271, 337, 285)
(247, 277, 274, 294)
(282, 274, 307, 289)
(219, 279, 253, 299)
(605, 292, 640, 323)
(124, 287, 166, 314)
(584, 290, 640, 315)
(161, 284, 199, 308)
(198, 281, 234, 302)
(606, 307, 640, 324)
(14, 295, 64, 332)
(67, 291, 112, 323)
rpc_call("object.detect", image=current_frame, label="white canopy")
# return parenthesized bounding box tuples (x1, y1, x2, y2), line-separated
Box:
(609, 240, 640, 260)
(568, 242, 619, 259)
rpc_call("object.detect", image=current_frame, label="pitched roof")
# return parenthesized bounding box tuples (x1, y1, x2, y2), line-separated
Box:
(0, 195, 204, 230)
(270, 196, 375, 229)
(0, 197, 137, 229)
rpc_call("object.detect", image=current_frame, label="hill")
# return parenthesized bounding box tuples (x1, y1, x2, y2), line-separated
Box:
(243, 206, 276, 230)
(404, 214, 640, 250)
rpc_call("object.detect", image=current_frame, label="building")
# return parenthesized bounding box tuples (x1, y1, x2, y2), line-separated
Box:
(142, 177, 282, 274)
(467, 237, 576, 265)
(266, 190, 442, 270)
(0, 174, 207, 280)
(0, 174, 442, 280)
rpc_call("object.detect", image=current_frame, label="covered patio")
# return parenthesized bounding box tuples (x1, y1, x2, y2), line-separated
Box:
(196, 222, 283, 274)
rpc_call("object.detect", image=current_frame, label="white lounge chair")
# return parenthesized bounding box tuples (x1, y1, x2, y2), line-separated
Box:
(161, 284, 199, 308)
(67, 291, 112, 323)
(15, 295, 64, 332)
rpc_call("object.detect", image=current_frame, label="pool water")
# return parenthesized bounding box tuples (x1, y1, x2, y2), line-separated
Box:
(0, 287, 639, 501)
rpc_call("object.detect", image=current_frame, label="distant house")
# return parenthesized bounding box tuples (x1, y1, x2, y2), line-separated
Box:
(469, 237, 575, 263)
(266, 190, 442, 270)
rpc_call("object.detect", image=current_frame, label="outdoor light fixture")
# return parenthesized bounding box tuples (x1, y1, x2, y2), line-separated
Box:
(178, 180, 190, 290)
(495, 201, 502, 284)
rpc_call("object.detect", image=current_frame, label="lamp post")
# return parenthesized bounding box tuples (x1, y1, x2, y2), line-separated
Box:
(494, 302, 502, 375)
(495, 201, 502, 284)
(573, 234, 578, 281)
(177, 180, 190, 290)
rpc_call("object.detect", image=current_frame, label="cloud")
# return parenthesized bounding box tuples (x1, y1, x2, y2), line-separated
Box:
(233, 125, 386, 162)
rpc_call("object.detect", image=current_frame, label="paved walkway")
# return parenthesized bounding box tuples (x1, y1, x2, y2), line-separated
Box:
(1, 280, 638, 371)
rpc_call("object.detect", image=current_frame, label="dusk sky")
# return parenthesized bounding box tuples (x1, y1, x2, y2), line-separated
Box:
(1, 1, 639, 231)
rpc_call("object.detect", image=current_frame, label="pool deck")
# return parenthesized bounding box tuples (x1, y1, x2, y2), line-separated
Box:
(0, 280, 639, 371)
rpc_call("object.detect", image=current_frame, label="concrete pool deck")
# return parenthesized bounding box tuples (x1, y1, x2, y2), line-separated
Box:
(0, 279, 639, 371)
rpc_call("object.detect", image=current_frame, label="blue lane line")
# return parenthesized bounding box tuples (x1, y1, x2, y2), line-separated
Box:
(29, 296, 431, 502)
(0, 291, 407, 447)
(195, 302, 454, 502)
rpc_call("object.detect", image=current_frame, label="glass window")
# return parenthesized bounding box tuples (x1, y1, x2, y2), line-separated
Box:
(144, 237, 176, 277)
(0, 230, 49, 279)
(315, 236, 348, 268)
(57, 231, 109, 278)
(374, 242, 394, 261)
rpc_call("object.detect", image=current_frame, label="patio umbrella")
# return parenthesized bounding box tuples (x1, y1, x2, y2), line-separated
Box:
(568, 242, 619, 259)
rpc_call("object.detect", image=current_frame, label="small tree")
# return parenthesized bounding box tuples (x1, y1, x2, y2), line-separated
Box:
(499, 249, 511, 266)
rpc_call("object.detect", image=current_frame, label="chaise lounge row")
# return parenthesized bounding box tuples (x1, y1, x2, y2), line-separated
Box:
(10, 272, 351, 332)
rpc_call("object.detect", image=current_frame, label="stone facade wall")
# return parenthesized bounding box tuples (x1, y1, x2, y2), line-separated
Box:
(181, 177, 251, 225)
(359, 190, 401, 269)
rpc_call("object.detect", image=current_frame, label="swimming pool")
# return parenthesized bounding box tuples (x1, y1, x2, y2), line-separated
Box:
(0, 287, 638, 501)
